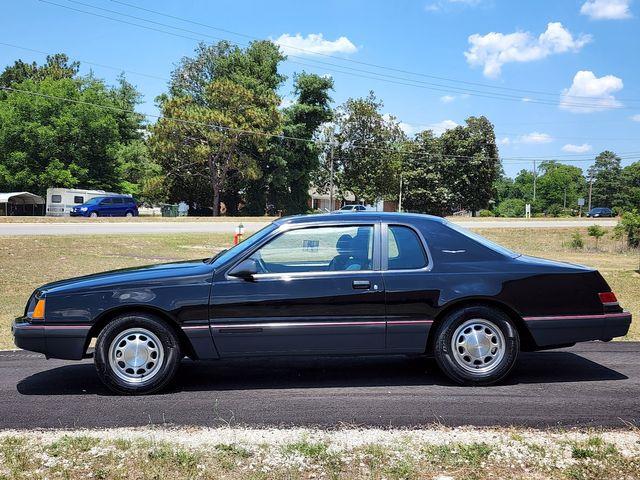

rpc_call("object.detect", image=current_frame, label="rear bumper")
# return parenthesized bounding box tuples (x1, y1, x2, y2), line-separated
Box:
(12, 317, 91, 360)
(525, 311, 631, 347)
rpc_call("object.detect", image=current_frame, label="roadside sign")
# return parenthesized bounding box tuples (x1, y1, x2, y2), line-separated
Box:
(525, 203, 531, 219)
(578, 198, 585, 206)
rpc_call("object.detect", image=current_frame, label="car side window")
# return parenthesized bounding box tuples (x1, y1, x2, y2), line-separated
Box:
(113, 197, 124, 204)
(100, 198, 113, 205)
(249, 225, 374, 274)
(387, 225, 427, 270)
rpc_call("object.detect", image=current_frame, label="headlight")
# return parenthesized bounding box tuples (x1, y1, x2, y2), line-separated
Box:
(80, 207, 88, 211)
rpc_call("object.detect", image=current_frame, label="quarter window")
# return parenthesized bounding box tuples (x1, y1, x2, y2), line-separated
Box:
(249, 225, 374, 274)
(387, 225, 427, 270)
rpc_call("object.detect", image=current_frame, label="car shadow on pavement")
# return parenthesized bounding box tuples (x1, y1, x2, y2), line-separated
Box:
(16, 350, 627, 396)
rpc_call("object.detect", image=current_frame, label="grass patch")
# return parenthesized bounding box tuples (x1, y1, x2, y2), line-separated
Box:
(0, 428, 639, 480)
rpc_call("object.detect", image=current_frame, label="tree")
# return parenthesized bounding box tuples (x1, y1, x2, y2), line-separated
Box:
(270, 72, 334, 214)
(589, 151, 625, 209)
(157, 40, 286, 214)
(0, 75, 144, 196)
(621, 161, 640, 211)
(536, 161, 586, 213)
(150, 78, 280, 215)
(0, 54, 79, 88)
(587, 224, 606, 249)
(438, 116, 500, 215)
(402, 130, 457, 215)
(333, 92, 405, 204)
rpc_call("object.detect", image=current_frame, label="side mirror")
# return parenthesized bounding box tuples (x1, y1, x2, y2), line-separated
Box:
(229, 258, 259, 280)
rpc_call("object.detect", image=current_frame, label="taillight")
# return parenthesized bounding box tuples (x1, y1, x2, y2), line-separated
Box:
(598, 292, 618, 304)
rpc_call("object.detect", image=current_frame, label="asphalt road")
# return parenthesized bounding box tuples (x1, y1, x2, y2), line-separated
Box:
(0, 218, 618, 236)
(1, 342, 637, 429)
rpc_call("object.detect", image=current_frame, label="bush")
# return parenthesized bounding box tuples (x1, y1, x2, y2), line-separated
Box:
(588, 224, 606, 249)
(570, 232, 584, 249)
(617, 210, 640, 248)
(495, 199, 526, 218)
(545, 204, 563, 217)
(478, 209, 494, 217)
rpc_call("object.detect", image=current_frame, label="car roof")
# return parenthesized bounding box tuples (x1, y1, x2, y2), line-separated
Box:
(274, 212, 446, 226)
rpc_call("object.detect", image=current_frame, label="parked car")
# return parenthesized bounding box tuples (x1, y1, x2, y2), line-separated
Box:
(586, 207, 613, 218)
(336, 204, 367, 212)
(70, 195, 139, 218)
(13, 213, 631, 394)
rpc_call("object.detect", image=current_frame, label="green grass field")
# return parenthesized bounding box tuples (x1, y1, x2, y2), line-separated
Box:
(0, 227, 637, 350)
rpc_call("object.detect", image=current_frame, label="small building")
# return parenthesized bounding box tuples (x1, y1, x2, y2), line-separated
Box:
(0, 192, 45, 216)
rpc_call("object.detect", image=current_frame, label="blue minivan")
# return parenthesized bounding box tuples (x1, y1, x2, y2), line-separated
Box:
(70, 195, 139, 217)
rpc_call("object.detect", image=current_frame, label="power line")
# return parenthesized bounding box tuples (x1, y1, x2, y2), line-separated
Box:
(109, 0, 640, 104)
(36, 0, 639, 110)
(5, 85, 640, 167)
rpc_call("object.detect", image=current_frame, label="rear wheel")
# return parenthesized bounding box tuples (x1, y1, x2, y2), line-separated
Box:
(125, 211, 134, 218)
(94, 313, 181, 395)
(433, 306, 519, 386)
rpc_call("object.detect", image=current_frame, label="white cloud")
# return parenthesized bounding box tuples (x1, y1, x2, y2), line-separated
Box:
(631, 114, 640, 121)
(465, 22, 591, 78)
(428, 119, 459, 135)
(397, 119, 458, 136)
(498, 137, 511, 145)
(562, 143, 592, 153)
(580, 0, 632, 19)
(440, 95, 456, 103)
(274, 33, 357, 56)
(560, 70, 623, 113)
(522, 97, 533, 103)
(518, 132, 553, 144)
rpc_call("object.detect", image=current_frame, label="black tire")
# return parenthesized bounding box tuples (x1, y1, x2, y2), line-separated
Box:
(433, 305, 519, 386)
(94, 313, 182, 395)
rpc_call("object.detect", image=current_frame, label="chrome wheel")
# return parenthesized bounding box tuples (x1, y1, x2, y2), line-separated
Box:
(451, 319, 505, 374)
(108, 328, 164, 384)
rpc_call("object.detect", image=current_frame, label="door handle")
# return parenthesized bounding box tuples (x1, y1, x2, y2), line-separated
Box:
(352, 280, 371, 290)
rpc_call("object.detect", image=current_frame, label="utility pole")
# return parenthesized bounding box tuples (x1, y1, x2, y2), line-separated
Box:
(563, 186, 567, 209)
(532, 159, 537, 202)
(588, 176, 594, 212)
(328, 143, 335, 211)
(398, 174, 403, 212)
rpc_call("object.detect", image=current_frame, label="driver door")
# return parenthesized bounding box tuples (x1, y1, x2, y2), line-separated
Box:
(209, 223, 386, 356)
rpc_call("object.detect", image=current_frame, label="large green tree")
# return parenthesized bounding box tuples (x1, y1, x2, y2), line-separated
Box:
(589, 151, 625, 209)
(157, 40, 286, 214)
(0, 75, 145, 196)
(332, 92, 406, 204)
(150, 77, 280, 215)
(536, 161, 587, 212)
(269, 72, 334, 214)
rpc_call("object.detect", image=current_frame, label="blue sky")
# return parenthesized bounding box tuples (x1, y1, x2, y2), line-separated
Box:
(2, 0, 639, 176)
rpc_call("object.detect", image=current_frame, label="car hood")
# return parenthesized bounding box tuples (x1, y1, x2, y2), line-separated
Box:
(38, 259, 213, 295)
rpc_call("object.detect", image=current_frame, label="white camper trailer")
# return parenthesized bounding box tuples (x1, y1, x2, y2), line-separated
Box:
(46, 188, 119, 216)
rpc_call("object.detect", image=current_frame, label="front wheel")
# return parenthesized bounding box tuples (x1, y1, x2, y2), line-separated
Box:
(433, 306, 519, 386)
(94, 313, 182, 395)
(89, 212, 98, 218)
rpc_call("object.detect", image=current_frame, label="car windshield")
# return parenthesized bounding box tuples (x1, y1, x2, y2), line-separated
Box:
(209, 223, 278, 267)
(84, 197, 105, 205)
(444, 220, 520, 258)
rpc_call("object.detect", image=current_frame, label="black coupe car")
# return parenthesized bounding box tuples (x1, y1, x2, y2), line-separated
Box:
(13, 213, 631, 394)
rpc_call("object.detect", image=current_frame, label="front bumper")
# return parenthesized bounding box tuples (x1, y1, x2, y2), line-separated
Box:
(12, 318, 47, 355)
(12, 317, 91, 360)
